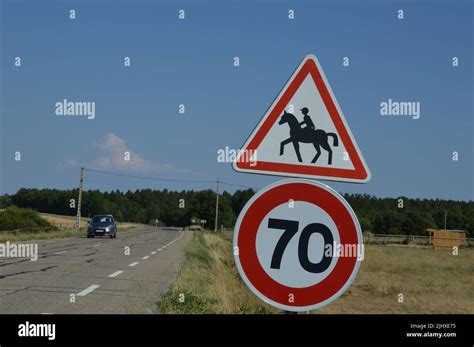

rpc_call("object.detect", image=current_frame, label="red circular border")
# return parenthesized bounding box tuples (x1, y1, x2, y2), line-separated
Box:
(238, 182, 359, 307)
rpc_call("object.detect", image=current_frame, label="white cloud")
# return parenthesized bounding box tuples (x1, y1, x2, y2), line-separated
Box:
(89, 133, 178, 174)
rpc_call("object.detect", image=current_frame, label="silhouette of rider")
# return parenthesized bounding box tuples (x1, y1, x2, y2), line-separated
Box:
(299, 107, 315, 131)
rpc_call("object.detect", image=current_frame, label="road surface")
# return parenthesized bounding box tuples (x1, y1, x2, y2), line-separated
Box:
(0, 227, 192, 313)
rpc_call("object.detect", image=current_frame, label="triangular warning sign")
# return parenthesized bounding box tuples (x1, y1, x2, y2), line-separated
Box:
(233, 55, 371, 183)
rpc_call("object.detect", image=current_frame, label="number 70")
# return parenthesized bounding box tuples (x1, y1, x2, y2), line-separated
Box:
(268, 218, 334, 274)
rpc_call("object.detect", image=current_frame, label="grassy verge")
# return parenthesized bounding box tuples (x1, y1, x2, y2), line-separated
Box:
(0, 225, 139, 243)
(157, 231, 278, 314)
(158, 231, 474, 314)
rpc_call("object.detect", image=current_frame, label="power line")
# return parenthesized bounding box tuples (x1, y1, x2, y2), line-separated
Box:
(220, 181, 258, 190)
(84, 168, 215, 184)
(82, 167, 258, 190)
(77, 167, 258, 233)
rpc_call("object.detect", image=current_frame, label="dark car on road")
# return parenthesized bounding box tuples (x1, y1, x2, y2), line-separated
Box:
(87, 215, 117, 238)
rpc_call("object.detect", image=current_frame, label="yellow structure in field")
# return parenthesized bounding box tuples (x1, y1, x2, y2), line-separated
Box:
(427, 229, 466, 249)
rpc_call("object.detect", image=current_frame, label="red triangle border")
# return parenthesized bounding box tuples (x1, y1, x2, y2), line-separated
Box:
(235, 56, 370, 182)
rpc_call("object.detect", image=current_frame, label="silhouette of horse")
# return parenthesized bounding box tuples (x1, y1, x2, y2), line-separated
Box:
(278, 110, 339, 165)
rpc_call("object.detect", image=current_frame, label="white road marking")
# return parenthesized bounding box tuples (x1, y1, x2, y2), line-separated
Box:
(53, 251, 68, 255)
(156, 232, 184, 252)
(142, 255, 149, 260)
(41, 312, 54, 315)
(168, 231, 184, 245)
(108, 270, 123, 278)
(77, 284, 100, 297)
(128, 262, 139, 267)
(151, 251, 156, 255)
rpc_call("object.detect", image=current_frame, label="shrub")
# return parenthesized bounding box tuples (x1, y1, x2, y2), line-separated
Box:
(0, 206, 56, 232)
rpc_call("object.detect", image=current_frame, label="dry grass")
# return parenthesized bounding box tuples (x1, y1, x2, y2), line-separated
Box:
(318, 244, 474, 314)
(0, 228, 86, 242)
(157, 231, 278, 313)
(158, 231, 474, 314)
(38, 213, 88, 228)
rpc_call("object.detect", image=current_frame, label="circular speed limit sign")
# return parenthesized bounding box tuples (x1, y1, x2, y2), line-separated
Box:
(233, 179, 363, 312)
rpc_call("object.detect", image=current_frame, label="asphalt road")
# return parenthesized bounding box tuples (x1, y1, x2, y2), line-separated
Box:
(0, 227, 192, 314)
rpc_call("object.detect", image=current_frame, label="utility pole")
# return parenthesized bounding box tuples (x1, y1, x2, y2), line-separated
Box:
(214, 180, 219, 232)
(444, 211, 447, 231)
(76, 167, 84, 230)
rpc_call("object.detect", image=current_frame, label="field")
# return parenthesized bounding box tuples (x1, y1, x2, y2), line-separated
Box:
(0, 212, 143, 242)
(38, 213, 142, 230)
(157, 231, 474, 314)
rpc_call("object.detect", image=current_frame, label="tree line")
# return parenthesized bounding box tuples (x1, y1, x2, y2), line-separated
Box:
(342, 193, 473, 236)
(1, 188, 473, 236)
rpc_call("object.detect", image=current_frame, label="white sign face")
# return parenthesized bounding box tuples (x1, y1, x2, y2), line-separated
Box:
(233, 55, 371, 183)
(256, 201, 340, 288)
(257, 76, 355, 171)
(233, 179, 363, 311)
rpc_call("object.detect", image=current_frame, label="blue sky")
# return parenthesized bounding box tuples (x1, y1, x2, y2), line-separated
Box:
(1, 0, 472, 200)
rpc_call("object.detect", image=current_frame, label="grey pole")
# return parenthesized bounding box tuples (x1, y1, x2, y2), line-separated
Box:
(76, 167, 84, 230)
(444, 211, 447, 231)
(214, 180, 219, 232)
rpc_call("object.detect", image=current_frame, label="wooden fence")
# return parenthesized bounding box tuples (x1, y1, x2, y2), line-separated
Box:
(363, 233, 473, 248)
